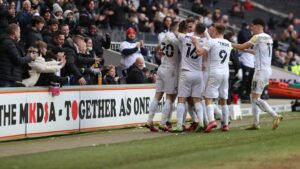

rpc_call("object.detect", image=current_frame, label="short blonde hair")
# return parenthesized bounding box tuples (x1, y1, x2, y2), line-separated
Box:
(35, 40, 47, 49)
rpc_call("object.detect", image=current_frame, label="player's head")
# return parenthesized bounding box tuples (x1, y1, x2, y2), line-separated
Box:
(194, 23, 206, 35)
(178, 20, 188, 33)
(208, 23, 225, 37)
(186, 17, 195, 33)
(126, 27, 137, 40)
(215, 24, 226, 35)
(170, 21, 179, 32)
(251, 18, 265, 34)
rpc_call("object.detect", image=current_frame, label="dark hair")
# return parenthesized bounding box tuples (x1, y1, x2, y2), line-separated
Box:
(48, 18, 59, 25)
(84, 37, 92, 43)
(170, 21, 178, 31)
(52, 46, 65, 54)
(252, 18, 265, 27)
(53, 31, 65, 38)
(195, 23, 206, 34)
(163, 16, 172, 24)
(178, 20, 187, 33)
(7, 23, 19, 35)
(186, 17, 195, 24)
(60, 23, 69, 29)
(31, 16, 45, 26)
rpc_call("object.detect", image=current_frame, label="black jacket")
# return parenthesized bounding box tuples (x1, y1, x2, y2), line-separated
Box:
(0, 35, 33, 81)
(127, 64, 151, 84)
(88, 33, 111, 58)
(103, 75, 119, 85)
(26, 27, 43, 49)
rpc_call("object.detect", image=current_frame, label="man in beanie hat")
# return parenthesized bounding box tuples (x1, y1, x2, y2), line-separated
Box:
(120, 27, 148, 71)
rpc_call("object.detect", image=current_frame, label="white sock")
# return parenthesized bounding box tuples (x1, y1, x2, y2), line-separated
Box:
(251, 98, 260, 126)
(195, 102, 204, 127)
(167, 103, 174, 122)
(206, 104, 215, 122)
(256, 98, 278, 118)
(160, 99, 172, 126)
(213, 104, 222, 120)
(147, 98, 159, 123)
(221, 105, 229, 125)
(188, 105, 199, 123)
(176, 103, 185, 128)
(202, 100, 209, 126)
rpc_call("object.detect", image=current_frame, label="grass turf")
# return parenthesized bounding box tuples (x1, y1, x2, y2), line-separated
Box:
(0, 112, 300, 169)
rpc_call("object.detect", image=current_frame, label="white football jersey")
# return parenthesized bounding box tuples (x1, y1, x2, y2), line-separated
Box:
(178, 32, 206, 72)
(203, 38, 232, 72)
(159, 32, 180, 68)
(248, 33, 273, 71)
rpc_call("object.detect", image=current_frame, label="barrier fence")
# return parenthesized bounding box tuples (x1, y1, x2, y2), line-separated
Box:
(0, 83, 292, 141)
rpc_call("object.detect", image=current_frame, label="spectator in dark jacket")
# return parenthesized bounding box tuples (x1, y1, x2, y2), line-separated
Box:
(0, 23, 36, 87)
(127, 57, 152, 84)
(78, 0, 96, 29)
(0, 0, 13, 36)
(43, 18, 59, 44)
(87, 24, 110, 61)
(16, 0, 32, 44)
(138, 0, 160, 21)
(108, 0, 135, 30)
(63, 35, 100, 85)
(25, 16, 45, 49)
(47, 31, 65, 51)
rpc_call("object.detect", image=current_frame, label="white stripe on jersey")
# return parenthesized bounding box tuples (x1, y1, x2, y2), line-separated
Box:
(178, 32, 206, 72)
(248, 33, 273, 71)
(203, 38, 232, 72)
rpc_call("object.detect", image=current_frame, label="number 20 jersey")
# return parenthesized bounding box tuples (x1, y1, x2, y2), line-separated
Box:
(203, 38, 232, 73)
(158, 32, 180, 68)
(178, 33, 206, 72)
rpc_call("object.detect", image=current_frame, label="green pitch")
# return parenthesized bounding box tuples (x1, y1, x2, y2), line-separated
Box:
(1, 112, 300, 169)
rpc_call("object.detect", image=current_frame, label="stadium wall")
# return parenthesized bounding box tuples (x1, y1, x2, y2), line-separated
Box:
(0, 85, 166, 141)
(0, 84, 292, 141)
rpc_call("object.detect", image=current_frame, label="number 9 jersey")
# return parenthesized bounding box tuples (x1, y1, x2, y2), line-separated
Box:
(203, 38, 232, 73)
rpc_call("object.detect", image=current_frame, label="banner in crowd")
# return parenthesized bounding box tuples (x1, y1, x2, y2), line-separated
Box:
(0, 86, 164, 140)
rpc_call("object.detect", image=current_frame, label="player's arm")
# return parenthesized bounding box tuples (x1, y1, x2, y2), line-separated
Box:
(204, 28, 212, 40)
(241, 48, 255, 55)
(156, 45, 163, 59)
(232, 42, 253, 50)
(191, 36, 207, 57)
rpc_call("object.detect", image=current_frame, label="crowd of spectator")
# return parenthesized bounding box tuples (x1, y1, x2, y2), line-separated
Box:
(0, 0, 183, 87)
